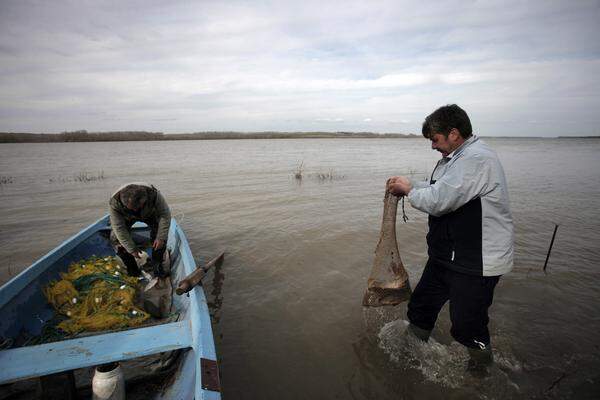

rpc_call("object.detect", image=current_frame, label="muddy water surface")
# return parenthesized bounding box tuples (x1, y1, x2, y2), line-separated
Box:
(1, 138, 599, 399)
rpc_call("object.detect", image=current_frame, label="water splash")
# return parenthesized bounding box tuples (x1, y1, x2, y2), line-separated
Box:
(377, 319, 522, 398)
(378, 320, 467, 388)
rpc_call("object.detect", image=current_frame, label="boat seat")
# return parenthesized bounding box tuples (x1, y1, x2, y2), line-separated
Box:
(0, 320, 193, 384)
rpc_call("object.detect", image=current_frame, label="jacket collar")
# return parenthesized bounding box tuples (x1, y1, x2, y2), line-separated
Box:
(447, 135, 477, 159)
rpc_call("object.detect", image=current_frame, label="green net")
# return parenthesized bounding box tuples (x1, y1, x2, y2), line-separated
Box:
(43, 255, 150, 335)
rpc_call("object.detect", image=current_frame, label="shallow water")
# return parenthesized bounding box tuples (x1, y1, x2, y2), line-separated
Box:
(1, 138, 599, 399)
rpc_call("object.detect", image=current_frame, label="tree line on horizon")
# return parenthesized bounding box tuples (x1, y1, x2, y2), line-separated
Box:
(0, 130, 418, 143)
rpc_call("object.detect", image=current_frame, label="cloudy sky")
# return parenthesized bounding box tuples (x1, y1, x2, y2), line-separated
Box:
(1, 0, 599, 136)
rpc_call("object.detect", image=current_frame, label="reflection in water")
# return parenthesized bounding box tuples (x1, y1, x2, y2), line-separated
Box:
(205, 255, 225, 325)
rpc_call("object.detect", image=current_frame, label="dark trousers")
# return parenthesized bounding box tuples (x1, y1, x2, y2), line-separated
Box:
(116, 241, 166, 276)
(116, 247, 141, 277)
(110, 223, 164, 277)
(407, 259, 500, 349)
(115, 246, 165, 277)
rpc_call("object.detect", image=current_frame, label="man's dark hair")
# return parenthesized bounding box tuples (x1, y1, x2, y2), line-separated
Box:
(421, 104, 473, 139)
(119, 184, 148, 209)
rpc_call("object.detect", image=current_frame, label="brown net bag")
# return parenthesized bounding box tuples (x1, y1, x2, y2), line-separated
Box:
(363, 190, 412, 306)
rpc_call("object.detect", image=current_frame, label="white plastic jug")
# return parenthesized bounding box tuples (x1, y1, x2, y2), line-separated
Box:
(92, 362, 125, 400)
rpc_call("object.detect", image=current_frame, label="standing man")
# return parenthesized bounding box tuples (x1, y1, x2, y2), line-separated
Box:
(387, 104, 513, 375)
(109, 182, 171, 278)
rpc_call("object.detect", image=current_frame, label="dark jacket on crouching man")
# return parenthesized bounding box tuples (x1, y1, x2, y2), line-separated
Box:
(109, 182, 171, 277)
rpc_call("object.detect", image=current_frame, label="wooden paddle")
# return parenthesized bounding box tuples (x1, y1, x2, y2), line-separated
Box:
(175, 252, 225, 295)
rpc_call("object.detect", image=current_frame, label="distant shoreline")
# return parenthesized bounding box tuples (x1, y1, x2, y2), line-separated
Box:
(557, 136, 600, 139)
(0, 131, 597, 143)
(0, 131, 419, 143)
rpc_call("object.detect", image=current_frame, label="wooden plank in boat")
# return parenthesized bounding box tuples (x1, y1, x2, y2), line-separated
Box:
(0, 320, 192, 384)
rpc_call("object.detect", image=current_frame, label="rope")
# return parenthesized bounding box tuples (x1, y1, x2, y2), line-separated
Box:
(0, 337, 14, 350)
(401, 196, 409, 223)
(40, 256, 149, 338)
(72, 272, 131, 292)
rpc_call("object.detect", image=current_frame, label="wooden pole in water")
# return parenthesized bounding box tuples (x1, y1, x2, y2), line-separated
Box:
(543, 224, 559, 273)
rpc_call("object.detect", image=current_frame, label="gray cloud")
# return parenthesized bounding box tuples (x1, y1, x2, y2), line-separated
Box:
(0, 0, 599, 136)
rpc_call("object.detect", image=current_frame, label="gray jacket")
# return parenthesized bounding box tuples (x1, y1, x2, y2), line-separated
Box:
(408, 136, 514, 276)
(109, 182, 171, 253)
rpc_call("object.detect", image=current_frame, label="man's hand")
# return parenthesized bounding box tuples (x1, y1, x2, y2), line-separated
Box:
(152, 239, 165, 251)
(387, 176, 413, 196)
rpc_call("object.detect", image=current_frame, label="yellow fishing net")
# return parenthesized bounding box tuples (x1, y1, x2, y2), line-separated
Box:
(43, 256, 150, 334)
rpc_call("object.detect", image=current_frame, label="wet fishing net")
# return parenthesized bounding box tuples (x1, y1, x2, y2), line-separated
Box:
(363, 190, 412, 306)
(43, 255, 150, 335)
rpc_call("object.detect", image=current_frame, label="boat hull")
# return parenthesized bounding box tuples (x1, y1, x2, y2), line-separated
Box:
(0, 215, 221, 399)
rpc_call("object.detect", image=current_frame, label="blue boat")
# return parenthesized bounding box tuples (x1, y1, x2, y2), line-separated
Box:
(0, 215, 221, 399)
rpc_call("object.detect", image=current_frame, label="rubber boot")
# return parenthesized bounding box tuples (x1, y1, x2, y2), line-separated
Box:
(116, 247, 141, 277)
(407, 323, 431, 342)
(467, 345, 493, 378)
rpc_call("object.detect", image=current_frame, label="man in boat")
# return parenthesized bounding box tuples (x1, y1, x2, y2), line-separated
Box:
(109, 182, 171, 278)
(387, 104, 514, 376)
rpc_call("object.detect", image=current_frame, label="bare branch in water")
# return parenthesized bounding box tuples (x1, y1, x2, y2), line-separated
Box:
(294, 161, 304, 180)
(0, 176, 14, 185)
(312, 169, 346, 181)
(49, 171, 106, 184)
